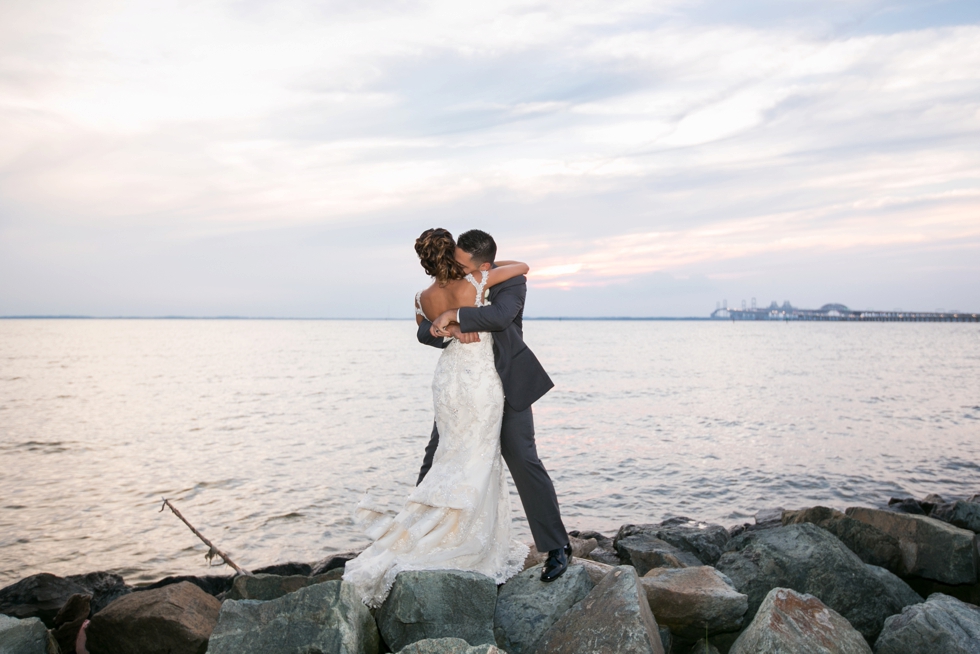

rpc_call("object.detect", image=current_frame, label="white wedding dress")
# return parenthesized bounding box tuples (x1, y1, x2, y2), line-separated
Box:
(342, 271, 529, 608)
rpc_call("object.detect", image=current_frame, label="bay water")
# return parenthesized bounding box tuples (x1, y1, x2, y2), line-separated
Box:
(1, 319, 978, 586)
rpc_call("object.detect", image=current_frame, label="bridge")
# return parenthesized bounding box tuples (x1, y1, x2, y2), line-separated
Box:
(710, 302, 979, 322)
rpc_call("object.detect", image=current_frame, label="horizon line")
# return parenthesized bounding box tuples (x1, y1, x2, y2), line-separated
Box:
(0, 315, 714, 321)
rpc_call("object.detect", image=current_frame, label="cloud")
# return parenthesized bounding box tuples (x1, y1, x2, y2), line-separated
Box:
(0, 0, 978, 315)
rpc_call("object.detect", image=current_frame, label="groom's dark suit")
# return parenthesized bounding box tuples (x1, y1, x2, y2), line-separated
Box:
(416, 274, 568, 553)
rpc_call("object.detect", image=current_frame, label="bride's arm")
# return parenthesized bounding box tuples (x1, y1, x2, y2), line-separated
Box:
(485, 261, 528, 288)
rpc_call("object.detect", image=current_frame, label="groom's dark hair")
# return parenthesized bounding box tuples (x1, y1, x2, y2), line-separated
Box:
(457, 230, 497, 265)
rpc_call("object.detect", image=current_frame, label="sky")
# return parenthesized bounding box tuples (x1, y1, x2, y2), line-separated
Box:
(1, 0, 978, 318)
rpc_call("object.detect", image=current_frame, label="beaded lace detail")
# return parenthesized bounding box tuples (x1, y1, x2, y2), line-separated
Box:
(344, 269, 527, 608)
(465, 270, 490, 307)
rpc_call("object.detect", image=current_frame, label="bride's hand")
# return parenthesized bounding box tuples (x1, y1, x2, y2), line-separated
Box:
(431, 309, 456, 334)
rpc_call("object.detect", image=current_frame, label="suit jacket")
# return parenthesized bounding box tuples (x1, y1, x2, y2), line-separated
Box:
(416, 275, 554, 412)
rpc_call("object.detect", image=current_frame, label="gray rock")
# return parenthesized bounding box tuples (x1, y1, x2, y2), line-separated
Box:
(52, 593, 91, 654)
(730, 587, 872, 654)
(755, 508, 785, 528)
(865, 565, 924, 607)
(615, 535, 704, 575)
(376, 570, 497, 652)
(570, 530, 622, 565)
(617, 518, 730, 566)
(874, 593, 980, 654)
(311, 551, 360, 576)
(715, 523, 920, 641)
(223, 572, 337, 601)
(65, 572, 131, 615)
(142, 574, 233, 598)
(206, 580, 379, 654)
(887, 498, 926, 515)
(0, 572, 87, 627)
(845, 506, 979, 584)
(783, 506, 903, 572)
(0, 614, 54, 654)
(87, 580, 220, 654)
(394, 637, 503, 653)
(494, 563, 594, 654)
(523, 536, 597, 570)
(686, 638, 721, 654)
(931, 501, 980, 534)
(251, 562, 313, 576)
(903, 576, 980, 606)
(534, 566, 665, 654)
(640, 566, 747, 639)
(576, 559, 617, 585)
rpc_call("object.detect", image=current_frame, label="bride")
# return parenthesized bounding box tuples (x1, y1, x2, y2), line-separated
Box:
(342, 228, 531, 608)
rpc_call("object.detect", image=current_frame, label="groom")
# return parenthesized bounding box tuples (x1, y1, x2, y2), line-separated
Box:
(415, 229, 572, 582)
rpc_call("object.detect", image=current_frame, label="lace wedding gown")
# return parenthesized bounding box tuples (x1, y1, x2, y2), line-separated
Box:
(342, 271, 529, 608)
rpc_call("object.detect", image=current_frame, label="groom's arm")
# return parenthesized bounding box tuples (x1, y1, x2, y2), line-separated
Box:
(457, 276, 525, 333)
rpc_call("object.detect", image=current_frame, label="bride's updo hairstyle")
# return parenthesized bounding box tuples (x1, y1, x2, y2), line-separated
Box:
(415, 228, 467, 284)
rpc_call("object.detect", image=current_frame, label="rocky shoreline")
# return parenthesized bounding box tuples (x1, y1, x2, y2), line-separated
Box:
(2, 493, 979, 654)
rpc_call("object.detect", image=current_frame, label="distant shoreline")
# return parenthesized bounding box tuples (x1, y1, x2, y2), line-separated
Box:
(0, 315, 715, 321)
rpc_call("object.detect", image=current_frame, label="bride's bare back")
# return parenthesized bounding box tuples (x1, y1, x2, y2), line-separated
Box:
(416, 262, 528, 324)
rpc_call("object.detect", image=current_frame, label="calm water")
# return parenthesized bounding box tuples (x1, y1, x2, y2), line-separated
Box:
(1, 319, 979, 586)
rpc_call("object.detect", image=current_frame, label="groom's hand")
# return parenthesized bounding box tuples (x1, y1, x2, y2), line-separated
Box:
(447, 325, 480, 344)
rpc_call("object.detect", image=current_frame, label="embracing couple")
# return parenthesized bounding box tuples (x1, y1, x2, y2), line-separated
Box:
(343, 228, 571, 608)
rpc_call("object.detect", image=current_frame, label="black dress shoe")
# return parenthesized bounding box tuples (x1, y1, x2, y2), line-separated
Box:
(540, 543, 573, 582)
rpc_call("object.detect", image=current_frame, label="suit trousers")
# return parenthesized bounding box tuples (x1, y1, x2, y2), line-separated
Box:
(416, 404, 568, 553)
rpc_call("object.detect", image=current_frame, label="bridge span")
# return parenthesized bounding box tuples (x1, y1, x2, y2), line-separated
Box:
(710, 302, 979, 322)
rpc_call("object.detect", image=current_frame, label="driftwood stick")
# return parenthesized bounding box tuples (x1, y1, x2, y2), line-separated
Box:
(160, 498, 251, 576)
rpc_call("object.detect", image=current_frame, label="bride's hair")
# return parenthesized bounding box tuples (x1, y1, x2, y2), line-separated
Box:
(415, 228, 467, 284)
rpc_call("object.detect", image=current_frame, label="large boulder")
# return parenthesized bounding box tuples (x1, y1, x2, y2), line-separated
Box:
(730, 587, 872, 654)
(845, 507, 979, 584)
(206, 580, 379, 654)
(715, 523, 920, 641)
(311, 551, 360, 576)
(576, 558, 617, 585)
(251, 562, 313, 576)
(533, 566, 664, 654)
(864, 565, 924, 607)
(615, 535, 703, 575)
(902, 576, 980, 606)
(86, 580, 221, 654)
(0, 614, 55, 654)
(0, 573, 87, 627)
(569, 530, 622, 566)
(783, 506, 903, 571)
(887, 498, 926, 515)
(931, 501, 980, 534)
(616, 518, 730, 566)
(874, 593, 980, 654)
(223, 572, 337, 601)
(522, 536, 598, 570)
(394, 637, 502, 653)
(494, 563, 594, 654)
(376, 570, 496, 652)
(640, 566, 747, 639)
(64, 572, 131, 615)
(142, 575, 233, 598)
